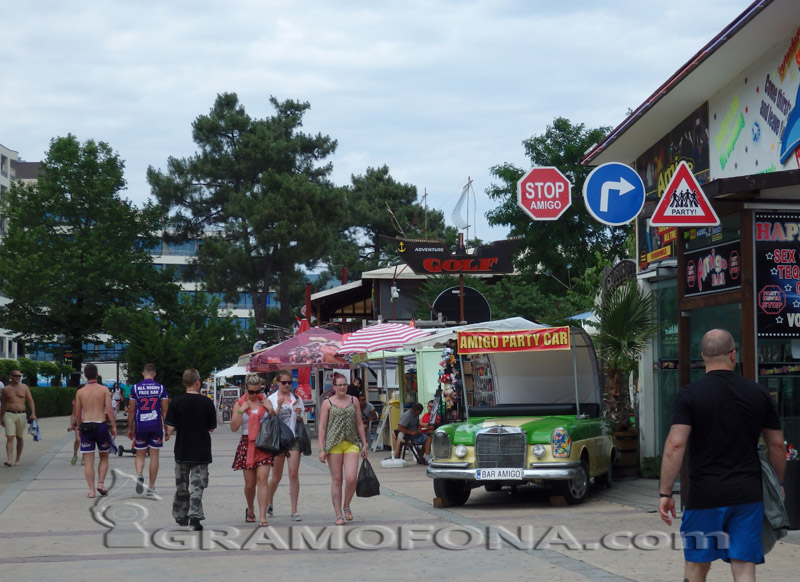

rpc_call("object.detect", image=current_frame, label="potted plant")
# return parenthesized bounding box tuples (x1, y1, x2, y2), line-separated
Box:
(594, 281, 660, 478)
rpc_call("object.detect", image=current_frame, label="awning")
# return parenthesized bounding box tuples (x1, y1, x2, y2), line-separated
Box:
(215, 364, 248, 378)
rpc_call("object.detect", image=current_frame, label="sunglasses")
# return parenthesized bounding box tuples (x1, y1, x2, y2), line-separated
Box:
(278, 380, 293, 385)
(10, 374, 21, 378)
(247, 389, 262, 395)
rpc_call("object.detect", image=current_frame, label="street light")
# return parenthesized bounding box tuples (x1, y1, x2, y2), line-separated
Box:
(544, 264, 575, 291)
(56, 334, 66, 387)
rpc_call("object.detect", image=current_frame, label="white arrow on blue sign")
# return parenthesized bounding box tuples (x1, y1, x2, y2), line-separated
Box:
(582, 162, 645, 226)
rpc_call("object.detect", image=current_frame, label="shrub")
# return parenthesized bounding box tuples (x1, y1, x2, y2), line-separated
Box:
(29, 386, 77, 417)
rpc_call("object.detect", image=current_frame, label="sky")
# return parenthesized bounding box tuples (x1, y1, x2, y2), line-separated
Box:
(1, 0, 752, 243)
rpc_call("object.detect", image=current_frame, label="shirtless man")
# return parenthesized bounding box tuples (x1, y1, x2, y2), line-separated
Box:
(75, 364, 117, 498)
(0, 370, 37, 467)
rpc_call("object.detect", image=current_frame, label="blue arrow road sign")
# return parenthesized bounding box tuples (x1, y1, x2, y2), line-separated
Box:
(582, 162, 645, 226)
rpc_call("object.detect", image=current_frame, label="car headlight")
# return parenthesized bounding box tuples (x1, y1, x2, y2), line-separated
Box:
(531, 444, 546, 459)
(433, 431, 451, 459)
(454, 444, 468, 458)
(551, 428, 571, 458)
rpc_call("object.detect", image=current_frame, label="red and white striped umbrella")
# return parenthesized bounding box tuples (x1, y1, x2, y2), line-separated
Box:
(337, 323, 431, 354)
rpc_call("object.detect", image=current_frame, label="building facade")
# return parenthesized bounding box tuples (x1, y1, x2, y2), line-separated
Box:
(583, 0, 800, 457)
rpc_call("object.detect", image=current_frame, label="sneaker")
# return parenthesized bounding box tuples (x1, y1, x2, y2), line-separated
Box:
(266, 504, 273, 517)
(136, 474, 144, 494)
(146, 487, 158, 497)
(189, 517, 203, 531)
(290, 513, 302, 522)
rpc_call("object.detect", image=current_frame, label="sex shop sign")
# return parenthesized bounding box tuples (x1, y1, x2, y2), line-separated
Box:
(684, 240, 741, 298)
(755, 213, 800, 338)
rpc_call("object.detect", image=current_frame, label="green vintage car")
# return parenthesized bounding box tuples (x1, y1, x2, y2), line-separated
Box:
(428, 403, 615, 506)
(424, 324, 616, 506)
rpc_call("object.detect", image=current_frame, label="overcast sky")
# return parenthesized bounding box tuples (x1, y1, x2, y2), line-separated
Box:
(2, 0, 749, 242)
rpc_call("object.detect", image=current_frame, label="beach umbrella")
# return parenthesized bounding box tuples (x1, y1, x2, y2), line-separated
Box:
(248, 328, 349, 372)
(338, 322, 431, 354)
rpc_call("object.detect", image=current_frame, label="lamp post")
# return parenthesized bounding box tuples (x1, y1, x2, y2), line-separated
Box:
(56, 334, 66, 387)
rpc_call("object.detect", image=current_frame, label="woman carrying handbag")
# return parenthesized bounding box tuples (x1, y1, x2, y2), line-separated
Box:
(317, 372, 368, 525)
(230, 373, 275, 527)
(265, 370, 305, 522)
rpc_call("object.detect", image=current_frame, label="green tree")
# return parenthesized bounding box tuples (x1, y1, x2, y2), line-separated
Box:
(148, 93, 344, 333)
(594, 281, 660, 431)
(0, 135, 176, 385)
(104, 292, 247, 394)
(486, 117, 629, 285)
(327, 165, 458, 279)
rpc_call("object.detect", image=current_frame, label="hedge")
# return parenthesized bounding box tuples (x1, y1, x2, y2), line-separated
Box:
(27, 386, 77, 418)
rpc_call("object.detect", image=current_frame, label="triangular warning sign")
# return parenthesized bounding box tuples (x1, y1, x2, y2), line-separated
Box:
(649, 161, 719, 227)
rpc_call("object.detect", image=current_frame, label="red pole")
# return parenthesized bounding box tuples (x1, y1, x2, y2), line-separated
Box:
(305, 284, 312, 323)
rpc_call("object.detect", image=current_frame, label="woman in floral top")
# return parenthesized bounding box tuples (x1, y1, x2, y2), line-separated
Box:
(317, 372, 368, 525)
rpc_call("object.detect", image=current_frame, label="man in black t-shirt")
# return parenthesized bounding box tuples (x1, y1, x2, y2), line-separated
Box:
(165, 369, 217, 530)
(659, 329, 785, 580)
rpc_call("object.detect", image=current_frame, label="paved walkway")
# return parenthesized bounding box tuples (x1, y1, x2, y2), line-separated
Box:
(0, 416, 797, 581)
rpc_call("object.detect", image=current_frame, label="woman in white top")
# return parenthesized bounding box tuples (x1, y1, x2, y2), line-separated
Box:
(265, 370, 304, 521)
(230, 373, 275, 527)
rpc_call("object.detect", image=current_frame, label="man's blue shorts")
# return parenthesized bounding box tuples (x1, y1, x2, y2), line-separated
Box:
(680, 501, 764, 564)
(134, 428, 164, 450)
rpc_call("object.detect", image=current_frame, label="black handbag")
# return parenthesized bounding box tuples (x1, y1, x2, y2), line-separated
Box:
(296, 418, 312, 456)
(255, 415, 283, 453)
(356, 458, 380, 497)
(278, 419, 296, 450)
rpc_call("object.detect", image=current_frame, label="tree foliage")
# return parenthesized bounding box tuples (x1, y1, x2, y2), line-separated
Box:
(594, 281, 660, 430)
(0, 135, 176, 384)
(326, 165, 458, 279)
(148, 93, 344, 332)
(486, 117, 629, 286)
(103, 292, 247, 394)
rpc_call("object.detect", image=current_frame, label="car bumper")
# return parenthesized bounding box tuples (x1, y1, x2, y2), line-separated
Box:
(426, 461, 583, 481)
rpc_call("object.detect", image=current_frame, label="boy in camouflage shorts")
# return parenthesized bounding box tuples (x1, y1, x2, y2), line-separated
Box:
(164, 369, 217, 530)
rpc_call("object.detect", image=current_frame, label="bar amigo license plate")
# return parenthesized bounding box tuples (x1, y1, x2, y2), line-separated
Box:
(475, 468, 523, 480)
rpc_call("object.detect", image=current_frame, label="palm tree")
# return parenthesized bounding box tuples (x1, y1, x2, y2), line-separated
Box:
(594, 281, 660, 431)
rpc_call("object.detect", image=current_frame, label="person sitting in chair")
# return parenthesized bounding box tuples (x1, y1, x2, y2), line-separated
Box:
(392, 402, 431, 463)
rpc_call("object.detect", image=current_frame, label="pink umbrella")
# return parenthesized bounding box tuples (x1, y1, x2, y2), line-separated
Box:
(337, 322, 431, 354)
(248, 327, 349, 372)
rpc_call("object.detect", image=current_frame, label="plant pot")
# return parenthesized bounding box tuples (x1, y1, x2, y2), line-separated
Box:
(613, 430, 639, 480)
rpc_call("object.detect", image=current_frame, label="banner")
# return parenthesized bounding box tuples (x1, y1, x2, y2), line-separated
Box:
(457, 328, 571, 354)
(755, 212, 800, 337)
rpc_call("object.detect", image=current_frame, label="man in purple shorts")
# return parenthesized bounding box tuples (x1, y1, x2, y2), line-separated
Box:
(659, 329, 786, 581)
(127, 363, 169, 496)
(75, 364, 117, 498)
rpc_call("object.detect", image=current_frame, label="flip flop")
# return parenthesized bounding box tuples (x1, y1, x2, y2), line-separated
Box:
(96, 483, 108, 496)
(335, 516, 345, 526)
(343, 508, 353, 521)
(70, 456, 78, 466)
(3, 462, 11, 467)
(259, 520, 269, 527)
(245, 509, 256, 523)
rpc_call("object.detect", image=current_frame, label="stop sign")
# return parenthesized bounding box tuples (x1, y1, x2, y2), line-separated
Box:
(516, 166, 572, 220)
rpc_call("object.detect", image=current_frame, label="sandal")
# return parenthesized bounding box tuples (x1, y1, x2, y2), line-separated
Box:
(259, 520, 269, 527)
(335, 516, 345, 526)
(96, 482, 108, 496)
(343, 508, 353, 521)
(70, 456, 78, 466)
(245, 508, 256, 523)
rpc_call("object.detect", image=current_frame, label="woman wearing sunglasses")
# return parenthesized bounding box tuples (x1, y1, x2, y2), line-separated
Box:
(265, 370, 305, 521)
(230, 373, 275, 527)
(318, 372, 368, 525)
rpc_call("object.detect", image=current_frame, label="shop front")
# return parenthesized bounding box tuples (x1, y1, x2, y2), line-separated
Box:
(581, 0, 800, 461)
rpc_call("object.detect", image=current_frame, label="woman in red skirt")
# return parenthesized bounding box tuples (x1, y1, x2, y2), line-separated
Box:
(230, 373, 275, 526)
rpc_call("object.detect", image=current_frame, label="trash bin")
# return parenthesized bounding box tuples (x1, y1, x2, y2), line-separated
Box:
(784, 460, 800, 530)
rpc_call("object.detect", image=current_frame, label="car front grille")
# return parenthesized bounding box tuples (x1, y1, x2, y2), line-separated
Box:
(475, 429, 526, 468)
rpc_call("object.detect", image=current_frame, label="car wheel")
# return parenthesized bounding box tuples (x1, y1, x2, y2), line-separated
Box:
(484, 483, 502, 492)
(595, 455, 613, 489)
(558, 459, 589, 504)
(433, 478, 471, 506)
